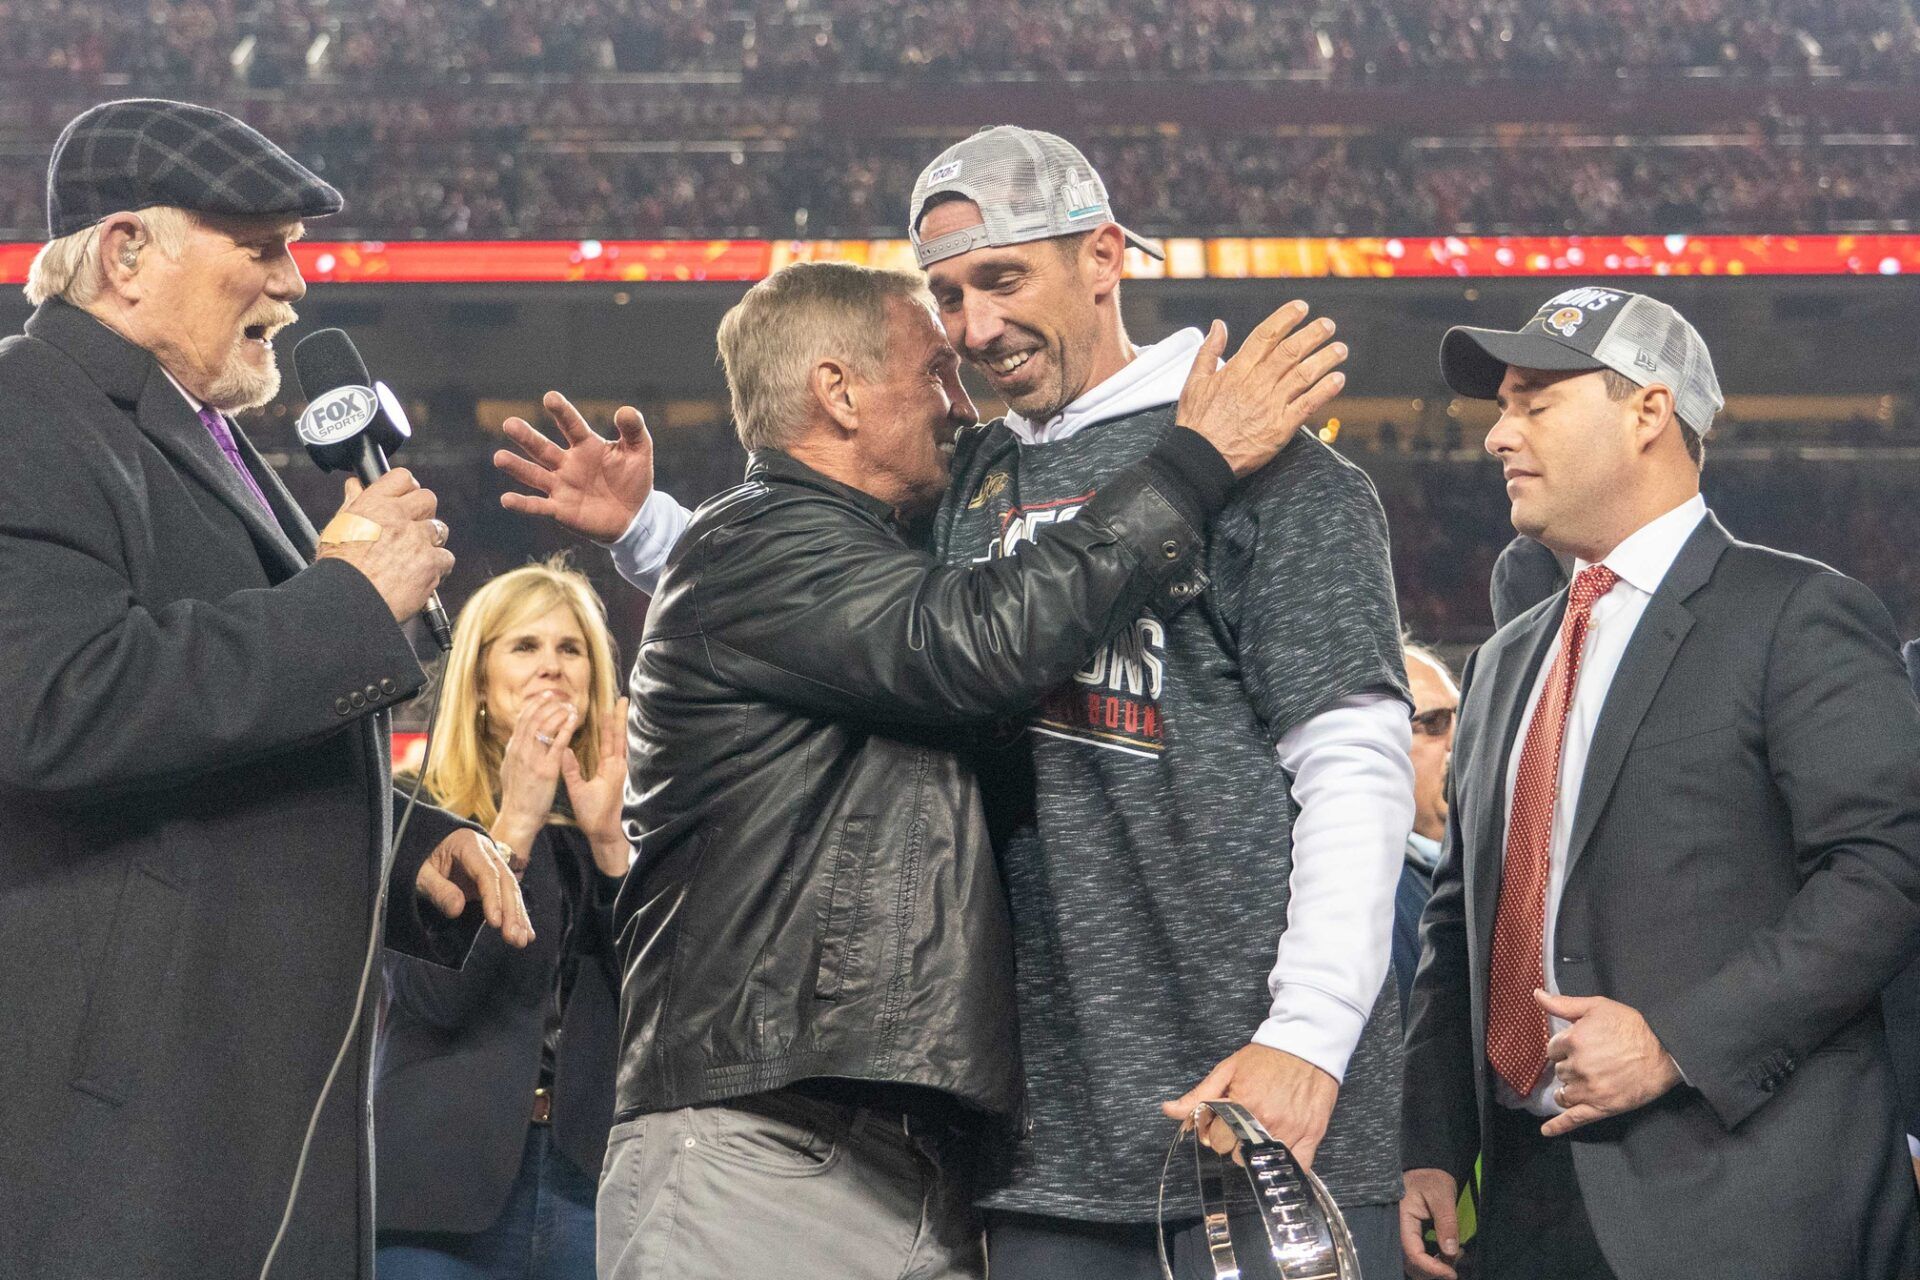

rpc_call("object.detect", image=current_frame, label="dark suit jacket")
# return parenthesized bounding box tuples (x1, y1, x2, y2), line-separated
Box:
(1394, 843, 1436, 1022)
(0, 301, 478, 1280)
(376, 824, 622, 1234)
(1404, 513, 1920, 1280)
(1488, 533, 1569, 630)
(1886, 641, 1920, 1149)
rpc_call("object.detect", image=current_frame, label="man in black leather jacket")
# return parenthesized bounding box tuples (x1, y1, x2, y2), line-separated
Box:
(497, 260, 1344, 1280)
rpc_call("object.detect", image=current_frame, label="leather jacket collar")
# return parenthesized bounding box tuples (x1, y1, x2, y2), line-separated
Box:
(746, 449, 899, 525)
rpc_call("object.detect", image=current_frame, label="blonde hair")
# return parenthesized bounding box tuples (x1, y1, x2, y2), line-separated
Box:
(715, 260, 930, 452)
(420, 556, 622, 829)
(24, 205, 198, 307)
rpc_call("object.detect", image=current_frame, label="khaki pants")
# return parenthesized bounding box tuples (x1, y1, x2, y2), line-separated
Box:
(597, 1090, 985, 1280)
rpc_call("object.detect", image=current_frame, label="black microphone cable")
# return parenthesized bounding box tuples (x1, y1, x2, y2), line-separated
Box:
(262, 326, 472, 1275)
(258, 665, 446, 1280)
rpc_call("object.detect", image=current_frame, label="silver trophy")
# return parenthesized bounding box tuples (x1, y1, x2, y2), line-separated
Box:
(1157, 1101, 1362, 1280)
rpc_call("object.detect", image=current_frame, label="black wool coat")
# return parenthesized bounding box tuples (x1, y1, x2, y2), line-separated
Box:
(0, 300, 479, 1280)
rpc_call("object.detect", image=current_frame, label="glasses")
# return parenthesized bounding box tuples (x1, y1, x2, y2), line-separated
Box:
(1411, 707, 1456, 738)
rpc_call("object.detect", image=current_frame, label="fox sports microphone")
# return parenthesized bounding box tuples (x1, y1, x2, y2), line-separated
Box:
(293, 328, 453, 651)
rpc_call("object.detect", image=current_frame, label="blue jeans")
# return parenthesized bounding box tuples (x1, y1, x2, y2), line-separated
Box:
(378, 1126, 598, 1280)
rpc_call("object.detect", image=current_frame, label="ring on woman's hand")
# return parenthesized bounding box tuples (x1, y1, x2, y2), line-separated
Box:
(535, 733, 555, 746)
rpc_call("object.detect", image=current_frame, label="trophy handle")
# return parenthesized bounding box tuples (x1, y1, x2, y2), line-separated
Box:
(1157, 1100, 1362, 1280)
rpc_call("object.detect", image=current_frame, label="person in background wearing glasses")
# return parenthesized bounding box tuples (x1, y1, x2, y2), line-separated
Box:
(1393, 641, 1461, 1020)
(374, 558, 633, 1280)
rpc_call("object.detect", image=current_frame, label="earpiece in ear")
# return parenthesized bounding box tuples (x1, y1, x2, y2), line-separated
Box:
(119, 247, 138, 268)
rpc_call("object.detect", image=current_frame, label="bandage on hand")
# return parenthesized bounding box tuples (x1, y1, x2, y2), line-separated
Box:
(318, 510, 384, 546)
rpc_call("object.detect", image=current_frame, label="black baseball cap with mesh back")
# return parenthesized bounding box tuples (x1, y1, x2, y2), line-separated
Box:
(907, 126, 1164, 269)
(1441, 287, 1725, 437)
(46, 98, 342, 239)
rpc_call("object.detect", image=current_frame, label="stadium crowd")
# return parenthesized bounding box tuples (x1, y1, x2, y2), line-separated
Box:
(2, 0, 1917, 82)
(3, 127, 1917, 238)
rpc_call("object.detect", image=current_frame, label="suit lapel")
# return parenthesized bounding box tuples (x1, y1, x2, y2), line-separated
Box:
(25, 300, 309, 580)
(233, 421, 320, 562)
(1468, 595, 1565, 958)
(132, 374, 308, 581)
(1562, 515, 1731, 878)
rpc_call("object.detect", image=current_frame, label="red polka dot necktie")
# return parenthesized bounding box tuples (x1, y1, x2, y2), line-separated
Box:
(1487, 563, 1620, 1098)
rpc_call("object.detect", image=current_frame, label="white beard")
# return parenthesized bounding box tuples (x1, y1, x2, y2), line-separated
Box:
(202, 345, 282, 412)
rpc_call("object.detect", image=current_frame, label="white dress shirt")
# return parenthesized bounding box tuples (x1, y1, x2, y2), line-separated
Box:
(1497, 493, 1708, 1114)
(604, 488, 692, 591)
(161, 366, 206, 413)
(607, 329, 1414, 1081)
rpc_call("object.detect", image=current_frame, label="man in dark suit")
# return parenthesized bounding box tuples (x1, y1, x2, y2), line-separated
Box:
(0, 100, 531, 1280)
(1888, 639, 1920, 1188)
(1491, 458, 1920, 1204)
(1399, 288, 1920, 1280)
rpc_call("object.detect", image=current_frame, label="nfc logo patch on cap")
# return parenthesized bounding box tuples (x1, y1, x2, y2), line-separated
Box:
(1545, 307, 1585, 337)
(1531, 286, 1625, 341)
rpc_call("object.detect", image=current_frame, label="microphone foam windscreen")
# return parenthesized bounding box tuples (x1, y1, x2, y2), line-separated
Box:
(293, 328, 372, 400)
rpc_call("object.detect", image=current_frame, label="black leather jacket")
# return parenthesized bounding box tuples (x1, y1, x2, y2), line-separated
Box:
(613, 437, 1230, 1121)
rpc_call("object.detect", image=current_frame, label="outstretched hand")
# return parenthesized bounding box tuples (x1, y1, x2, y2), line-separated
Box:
(495, 391, 655, 542)
(1175, 300, 1348, 479)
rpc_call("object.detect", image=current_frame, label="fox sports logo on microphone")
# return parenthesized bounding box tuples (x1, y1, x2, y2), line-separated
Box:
(297, 385, 378, 446)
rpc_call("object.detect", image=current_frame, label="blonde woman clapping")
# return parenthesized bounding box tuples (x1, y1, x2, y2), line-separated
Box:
(374, 558, 632, 1280)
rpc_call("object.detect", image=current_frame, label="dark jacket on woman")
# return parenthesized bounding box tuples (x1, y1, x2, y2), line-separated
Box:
(616, 440, 1229, 1123)
(377, 824, 623, 1234)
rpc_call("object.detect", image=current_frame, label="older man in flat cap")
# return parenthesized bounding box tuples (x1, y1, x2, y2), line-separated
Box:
(0, 99, 532, 1280)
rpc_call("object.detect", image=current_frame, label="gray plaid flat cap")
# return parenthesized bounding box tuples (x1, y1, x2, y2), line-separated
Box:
(47, 98, 342, 239)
